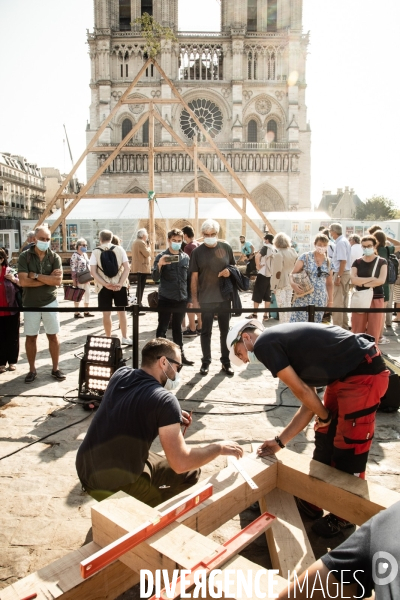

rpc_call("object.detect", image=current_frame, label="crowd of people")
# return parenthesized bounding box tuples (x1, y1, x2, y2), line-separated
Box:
(2, 220, 400, 597)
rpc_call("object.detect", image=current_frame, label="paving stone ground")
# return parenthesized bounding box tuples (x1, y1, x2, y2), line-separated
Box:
(1, 285, 400, 595)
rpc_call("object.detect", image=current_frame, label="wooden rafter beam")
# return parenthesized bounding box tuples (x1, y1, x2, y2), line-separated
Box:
(58, 193, 247, 199)
(153, 112, 265, 240)
(49, 111, 150, 233)
(3, 450, 400, 600)
(34, 57, 152, 230)
(152, 59, 276, 235)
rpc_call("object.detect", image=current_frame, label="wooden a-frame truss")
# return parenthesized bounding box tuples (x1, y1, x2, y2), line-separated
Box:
(3, 448, 399, 600)
(35, 58, 276, 257)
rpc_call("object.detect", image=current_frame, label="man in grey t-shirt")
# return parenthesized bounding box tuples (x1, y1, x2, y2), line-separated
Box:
(190, 219, 235, 376)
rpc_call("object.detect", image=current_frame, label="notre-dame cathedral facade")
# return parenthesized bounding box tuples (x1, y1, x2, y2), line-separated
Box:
(87, 0, 311, 212)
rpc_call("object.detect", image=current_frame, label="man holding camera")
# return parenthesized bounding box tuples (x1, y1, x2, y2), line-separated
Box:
(153, 228, 194, 366)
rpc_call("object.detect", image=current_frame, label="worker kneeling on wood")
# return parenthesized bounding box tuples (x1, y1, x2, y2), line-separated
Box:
(227, 319, 389, 539)
(76, 338, 243, 507)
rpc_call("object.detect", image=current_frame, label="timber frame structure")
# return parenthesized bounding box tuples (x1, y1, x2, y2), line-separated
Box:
(35, 58, 276, 258)
(3, 448, 400, 599)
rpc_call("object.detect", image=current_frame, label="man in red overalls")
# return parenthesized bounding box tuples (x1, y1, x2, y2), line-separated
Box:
(227, 320, 389, 538)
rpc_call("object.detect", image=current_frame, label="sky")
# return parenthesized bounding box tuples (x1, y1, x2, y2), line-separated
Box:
(1, 0, 399, 208)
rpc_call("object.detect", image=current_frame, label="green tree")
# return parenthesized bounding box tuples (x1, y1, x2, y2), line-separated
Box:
(133, 13, 177, 60)
(355, 195, 397, 221)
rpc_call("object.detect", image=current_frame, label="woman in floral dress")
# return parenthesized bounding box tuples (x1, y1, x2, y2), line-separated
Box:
(289, 234, 333, 323)
(70, 238, 94, 318)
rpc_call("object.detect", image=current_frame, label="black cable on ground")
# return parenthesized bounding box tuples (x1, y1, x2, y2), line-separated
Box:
(0, 409, 95, 461)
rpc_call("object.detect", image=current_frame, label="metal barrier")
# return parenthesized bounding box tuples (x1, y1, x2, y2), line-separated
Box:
(2, 303, 397, 369)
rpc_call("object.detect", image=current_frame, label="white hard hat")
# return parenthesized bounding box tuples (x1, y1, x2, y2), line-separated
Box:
(226, 318, 264, 367)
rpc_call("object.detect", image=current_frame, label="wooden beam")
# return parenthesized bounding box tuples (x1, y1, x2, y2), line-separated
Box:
(61, 199, 67, 252)
(242, 197, 246, 237)
(276, 449, 400, 525)
(90, 146, 150, 153)
(153, 112, 265, 240)
(0, 541, 140, 600)
(1, 457, 279, 600)
(49, 111, 150, 233)
(59, 192, 241, 199)
(194, 136, 199, 235)
(34, 57, 152, 228)
(148, 107, 155, 262)
(92, 493, 286, 598)
(260, 488, 315, 579)
(152, 59, 276, 235)
(121, 98, 182, 104)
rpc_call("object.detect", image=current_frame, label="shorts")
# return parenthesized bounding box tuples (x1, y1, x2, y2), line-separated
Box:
(24, 299, 60, 336)
(252, 274, 271, 304)
(98, 286, 128, 310)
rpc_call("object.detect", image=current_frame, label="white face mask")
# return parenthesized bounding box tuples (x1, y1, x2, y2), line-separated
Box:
(204, 237, 217, 246)
(243, 339, 261, 365)
(163, 360, 181, 391)
(315, 246, 326, 255)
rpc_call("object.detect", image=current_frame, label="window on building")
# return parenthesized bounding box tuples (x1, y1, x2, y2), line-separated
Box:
(267, 0, 278, 31)
(141, 0, 153, 17)
(122, 118, 133, 140)
(248, 120, 258, 143)
(142, 118, 149, 144)
(126, 63, 129, 77)
(248, 0, 257, 32)
(121, 64, 124, 77)
(267, 119, 278, 143)
(119, 0, 131, 31)
(145, 63, 154, 78)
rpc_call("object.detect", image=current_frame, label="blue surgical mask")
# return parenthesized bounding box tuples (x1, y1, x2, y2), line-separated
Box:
(36, 240, 50, 252)
(243, 340, 261, 365)
(204, 237, 217, 246)
(363, 247, 375, 257)
(171, 242, 181, 252)
(163, 361, 181, 391)
(81, 247, 87, 253)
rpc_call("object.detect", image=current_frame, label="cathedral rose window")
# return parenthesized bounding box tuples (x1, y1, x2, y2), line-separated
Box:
(180, 99, 223, 139)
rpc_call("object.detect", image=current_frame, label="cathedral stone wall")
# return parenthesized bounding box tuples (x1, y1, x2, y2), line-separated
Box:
(87, 0, 311, 213)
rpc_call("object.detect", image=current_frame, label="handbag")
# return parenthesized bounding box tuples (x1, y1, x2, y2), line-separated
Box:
(147, 290, 159, 308)
(64, 285, 85, 302)
(77, 268, 93, 284)
(292, 254, 314, 298)
(350, 257, 379, 312)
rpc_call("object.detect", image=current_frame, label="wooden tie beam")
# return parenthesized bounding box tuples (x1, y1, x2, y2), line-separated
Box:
(34, 57, 277, 254)
(3, 449, 400, 600)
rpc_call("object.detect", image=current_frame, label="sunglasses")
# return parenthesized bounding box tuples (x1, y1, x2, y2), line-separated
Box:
(316, 266, 328, 278)
(157, 356, 183, 373)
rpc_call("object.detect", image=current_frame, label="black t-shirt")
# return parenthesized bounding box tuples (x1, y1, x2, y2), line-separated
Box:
(352, 256, 387, 299)
(75, 367, 182, 491)
(190, 241, 235, 303)
(253, 323, 375, 387)
(322, 501, 400, 599)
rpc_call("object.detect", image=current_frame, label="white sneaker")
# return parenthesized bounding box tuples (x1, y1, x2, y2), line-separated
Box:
(121, 337, 133, 345)
(379, 336, 390, 344)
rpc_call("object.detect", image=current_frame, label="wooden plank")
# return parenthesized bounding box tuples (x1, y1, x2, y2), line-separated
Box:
(0, 542, 140, 600)
(121, 98, 182, 104)
(153, 112, 265, 240)
(49, 111, 150, 233)
(194, 136, 199, 235)
(260, 488, 315, 579)
(58, 193, 239, 199)
(276, 448, 400, 525)
(34, 57, 152, 229)
(148, 107, 155, 262)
